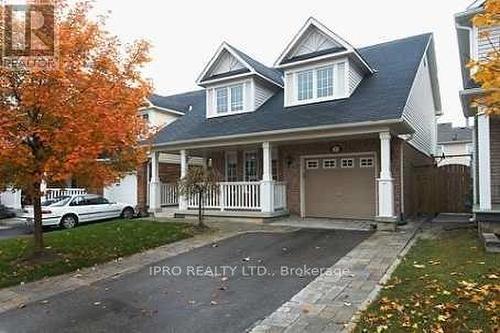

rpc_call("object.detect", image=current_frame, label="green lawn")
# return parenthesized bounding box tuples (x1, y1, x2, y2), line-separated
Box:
(0, 220, 194, 289)
(355, 228, 499, 333)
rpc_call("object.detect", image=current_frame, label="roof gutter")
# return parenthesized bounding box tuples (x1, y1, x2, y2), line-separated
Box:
(151, 118, 411, 150)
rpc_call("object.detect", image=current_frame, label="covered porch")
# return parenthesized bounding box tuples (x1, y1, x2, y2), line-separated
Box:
(150, 141, 288, 218)
(149, 130, 399, 222)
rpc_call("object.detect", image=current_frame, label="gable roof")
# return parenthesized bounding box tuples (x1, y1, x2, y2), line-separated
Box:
(197, 42, 283, 87)
(274, 17, 373, 74)
(153, 33, 433, 146)
(437, 123, 473, 144)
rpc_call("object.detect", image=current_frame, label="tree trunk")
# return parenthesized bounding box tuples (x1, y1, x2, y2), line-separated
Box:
(197, 191, 205, 228)
(32, 181, 44, 253)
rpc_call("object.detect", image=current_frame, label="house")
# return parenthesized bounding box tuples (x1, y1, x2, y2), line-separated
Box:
(144, 18, 442, 227)
(455, 0, 500, 234)
(436, 123, 473, 167)
(103, 95, 203, 214)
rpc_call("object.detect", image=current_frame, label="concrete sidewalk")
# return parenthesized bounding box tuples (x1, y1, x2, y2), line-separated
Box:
(250, 220, 424, 333)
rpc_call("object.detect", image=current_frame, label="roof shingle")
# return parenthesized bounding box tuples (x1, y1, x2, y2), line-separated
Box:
(153, 33, 433, 145)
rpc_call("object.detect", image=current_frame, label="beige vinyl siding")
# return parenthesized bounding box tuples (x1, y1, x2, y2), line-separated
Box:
(401, 52, 437, 156)
(478, 26, 500, 60)
(348, 63, 363, 95)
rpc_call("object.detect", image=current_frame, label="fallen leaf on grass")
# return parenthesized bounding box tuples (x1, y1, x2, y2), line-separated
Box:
(413, 264, 426, 269)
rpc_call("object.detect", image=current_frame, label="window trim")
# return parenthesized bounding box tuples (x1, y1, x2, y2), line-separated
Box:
(286, 58, 349, 107)
(207, 79, 253, 119)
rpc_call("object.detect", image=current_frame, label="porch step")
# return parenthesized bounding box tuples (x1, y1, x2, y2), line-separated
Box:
(481, 233, 500, 253)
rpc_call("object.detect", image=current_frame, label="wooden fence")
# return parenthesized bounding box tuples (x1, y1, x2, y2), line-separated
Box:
(412, 164, 472, 215)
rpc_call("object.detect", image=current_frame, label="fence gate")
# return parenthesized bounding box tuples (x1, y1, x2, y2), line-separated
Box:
(412, 164, 471, 215)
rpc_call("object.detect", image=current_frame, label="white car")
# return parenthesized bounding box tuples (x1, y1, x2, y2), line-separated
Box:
(22, 194, 136, 229)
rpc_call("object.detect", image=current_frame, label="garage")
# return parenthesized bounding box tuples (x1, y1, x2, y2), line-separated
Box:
(304, 155, 377, 219)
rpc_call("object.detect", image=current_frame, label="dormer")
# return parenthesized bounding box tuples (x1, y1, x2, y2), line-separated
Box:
(197, 43, 283, 118)
(275, 18, 374, 107)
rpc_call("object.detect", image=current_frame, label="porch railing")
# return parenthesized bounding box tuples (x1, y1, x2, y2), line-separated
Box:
(45, 188, 87, 200)
(161, 183, 178, 206)
(274, 182, 287, 210)
(188, 182, 261, 211)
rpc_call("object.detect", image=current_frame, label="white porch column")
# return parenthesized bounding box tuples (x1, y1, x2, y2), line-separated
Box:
(260, 142, 274, 213)
(179, 149, 188, 210)
(149, 151, 161, 211)
(478, 113, 491, 210)
(377, 132, 395, 219)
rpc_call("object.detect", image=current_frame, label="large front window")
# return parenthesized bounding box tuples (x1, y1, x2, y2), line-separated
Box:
(216, 84, 244, 114)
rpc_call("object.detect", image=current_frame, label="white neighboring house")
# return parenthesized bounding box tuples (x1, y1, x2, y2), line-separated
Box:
(436, 123, 473, 167)
(103, 95, 189, 207)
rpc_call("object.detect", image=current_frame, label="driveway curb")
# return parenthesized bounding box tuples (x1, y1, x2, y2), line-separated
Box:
(249, 219, 424, 333)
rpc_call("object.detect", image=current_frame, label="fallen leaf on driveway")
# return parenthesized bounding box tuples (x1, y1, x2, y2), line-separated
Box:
(93, 302, 101, 306)
(210, 301, 218, 305)
(242, 257, 250, 262)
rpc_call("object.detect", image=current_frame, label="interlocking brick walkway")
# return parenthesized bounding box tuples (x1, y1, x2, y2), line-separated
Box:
(250, 221, 423, 333)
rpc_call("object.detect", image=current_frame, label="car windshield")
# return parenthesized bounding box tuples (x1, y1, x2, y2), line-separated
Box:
(45, 196, 71, 207)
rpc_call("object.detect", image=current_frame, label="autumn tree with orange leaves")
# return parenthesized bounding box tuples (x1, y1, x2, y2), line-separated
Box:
(469, 0, 500, 115)
(0, 1, 151, 253)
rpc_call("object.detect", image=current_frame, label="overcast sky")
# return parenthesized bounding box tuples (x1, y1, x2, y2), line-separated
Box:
(92, 0, 473, 126)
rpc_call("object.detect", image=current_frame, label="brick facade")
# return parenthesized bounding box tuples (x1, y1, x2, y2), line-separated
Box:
(139, 136, 431, 220)
(136, 162, 180, 213)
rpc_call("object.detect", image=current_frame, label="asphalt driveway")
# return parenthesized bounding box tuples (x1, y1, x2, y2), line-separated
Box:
(0, 228, 372, 333)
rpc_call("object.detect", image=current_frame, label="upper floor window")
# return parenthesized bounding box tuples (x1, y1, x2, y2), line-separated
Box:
(216, 88, 228, 113)
(297, 70, 313, 101)
(216, 84, 244, 114)
(317, 66, 333, 97)
(285, 60, 348, 107)
(297, 65, 334, 101)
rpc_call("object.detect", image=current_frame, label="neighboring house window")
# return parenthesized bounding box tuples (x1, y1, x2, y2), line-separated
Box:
(244, 151, 258, 181)
(226, 152, 238, 182)
(297, 70, 314, 101)
(230, 85, 243, 111)
(216, 88, 228, 113)
(216, 84, 244, 114)
(323, 159, 336, 169)
(317, 66, 334, 98)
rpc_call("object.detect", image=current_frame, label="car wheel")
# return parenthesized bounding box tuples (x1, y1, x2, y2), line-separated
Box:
(121, 207, 134, 219)
(61, 214, 78, 229)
